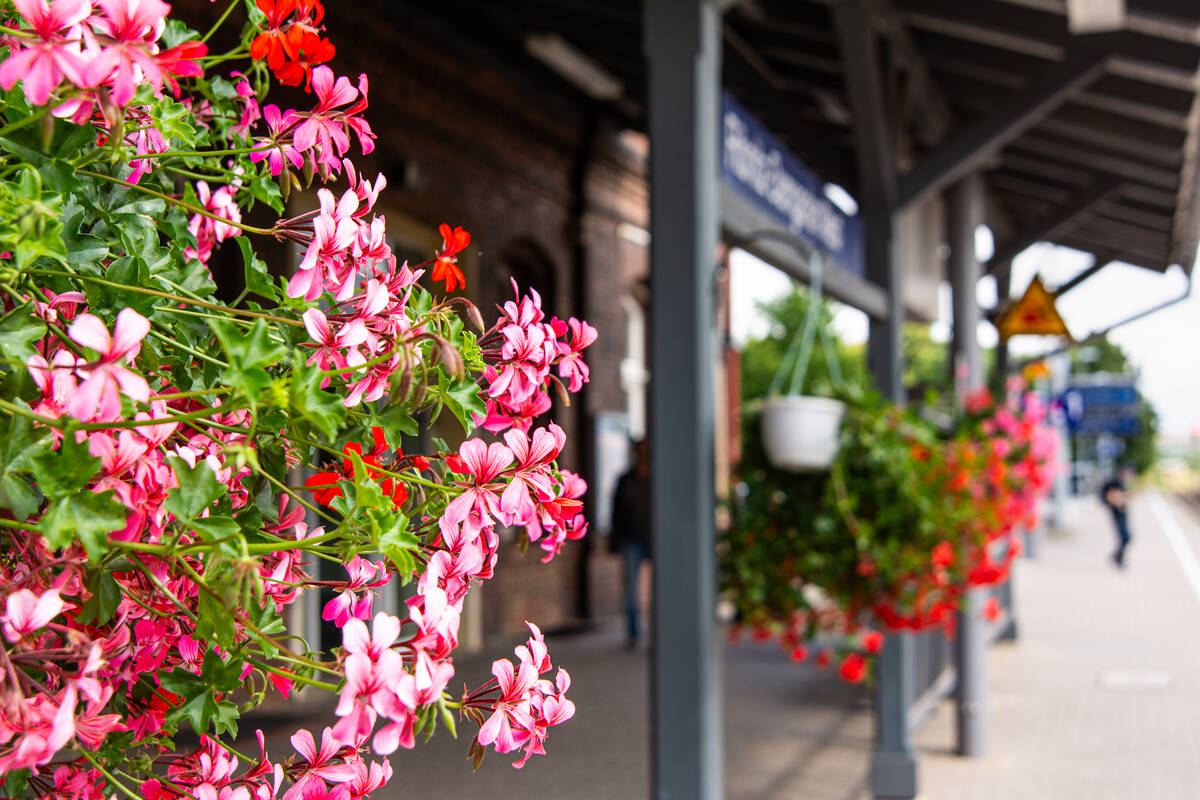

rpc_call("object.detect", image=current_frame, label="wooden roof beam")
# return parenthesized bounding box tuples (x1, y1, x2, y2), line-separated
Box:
(865, 0, 953, 148)
(1009, 135, 1180, 190)
(986, 175, 1121, 278)
(896, 51, 1108, 210)
(1053, 255, 1113, 297)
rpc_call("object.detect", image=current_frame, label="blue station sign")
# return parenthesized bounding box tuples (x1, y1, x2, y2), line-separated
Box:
(1060, 383, 1140, 435)
(721, 93, 865, 277)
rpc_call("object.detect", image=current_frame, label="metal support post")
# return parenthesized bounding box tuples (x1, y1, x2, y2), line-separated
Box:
(644, 2, 723, 798)
(947, 173, 989, 758)
(834, 2, 913, 795)
(871, 634, 917, 798)
(956, 588, 989, 754)
(948, 174, 984, 390)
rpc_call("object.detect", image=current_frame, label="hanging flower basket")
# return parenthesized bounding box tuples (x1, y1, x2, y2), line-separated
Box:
(761, 395, 846, 471)
(755, 248, 844, 471)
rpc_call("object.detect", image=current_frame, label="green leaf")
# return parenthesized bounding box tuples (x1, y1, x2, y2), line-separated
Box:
(29, 433, 101, 497)
(440, 373, 485, 434)
(0, 313, 47, 373)
(372, 405, 419, 442)
(373, 509, 417, 579)
(98, 255, 157, 315)
(290, 357, 346, 439)
(77, 570, 122, 625)
(189, 515, 240, 543)
(58, 206, 109, 270)
(196, 588, 237, 648)
(164, 457, 223, 519)
(214, 318, 286, 371)
(148, 97, 198, 150)
(213, 318, 286, 405)
(0, 411, 49, 520)
(234, 236, 276, 300)
(161, 653, 243, 736)
(39, 490, 127, 559)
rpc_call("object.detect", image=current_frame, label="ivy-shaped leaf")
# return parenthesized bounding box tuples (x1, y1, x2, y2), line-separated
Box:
(29, 433, 101, 497)
(39, 490, 126, 559)
(164, 457, 224, 519)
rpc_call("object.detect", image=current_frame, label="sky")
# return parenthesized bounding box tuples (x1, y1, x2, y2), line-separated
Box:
(729, 243, 1200, 438)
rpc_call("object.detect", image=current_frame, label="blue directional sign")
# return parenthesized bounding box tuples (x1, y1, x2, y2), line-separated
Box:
(721, 93, 864, 277)
(1060, 383, 1140, 434)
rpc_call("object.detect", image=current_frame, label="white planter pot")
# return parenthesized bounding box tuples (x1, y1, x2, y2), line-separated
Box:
(760, 395, 846, 472)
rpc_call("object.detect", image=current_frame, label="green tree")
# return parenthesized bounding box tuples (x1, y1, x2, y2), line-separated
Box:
(740, 288, 867, 403)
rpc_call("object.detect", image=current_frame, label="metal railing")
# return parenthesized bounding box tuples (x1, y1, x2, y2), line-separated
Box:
(907, 628, 955, 732)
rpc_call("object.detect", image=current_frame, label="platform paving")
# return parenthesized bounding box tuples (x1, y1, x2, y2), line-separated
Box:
(253, 491, 1200, 798)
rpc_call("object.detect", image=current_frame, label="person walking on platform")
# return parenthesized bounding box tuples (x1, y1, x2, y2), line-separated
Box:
(1102, 466, 1134, 569)
(610, 438, 652, 647)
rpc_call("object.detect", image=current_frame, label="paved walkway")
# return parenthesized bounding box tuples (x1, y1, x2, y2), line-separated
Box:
(255, 491, 1200, 798)
(912, 491, 1200, 800)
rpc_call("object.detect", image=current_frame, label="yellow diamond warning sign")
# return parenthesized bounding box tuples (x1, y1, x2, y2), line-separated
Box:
(995, 275, 1072, 341)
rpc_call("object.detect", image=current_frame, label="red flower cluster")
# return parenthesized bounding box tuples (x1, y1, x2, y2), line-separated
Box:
(250, 0, 334, 89)
(304, 427, 409, 508)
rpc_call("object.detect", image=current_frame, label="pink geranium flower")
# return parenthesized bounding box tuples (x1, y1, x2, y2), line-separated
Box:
(0, 0, 94, 106)
(66, 308, 151, 421)
(283, 728, 357, 800)
(84, 0, 171, 106)
(321, 557, 388, 628)
(2, 588, 65, 641)
(302, 309, 367, 379)
(288, 188, 359, 302)
(441, 439, 513, 530)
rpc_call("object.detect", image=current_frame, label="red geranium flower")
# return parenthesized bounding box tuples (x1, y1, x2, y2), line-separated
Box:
(250, 0, 335, 89)
(838, 653, 867, 683)
(983, 596, 1001, 622)
(431, 223, 470, 292)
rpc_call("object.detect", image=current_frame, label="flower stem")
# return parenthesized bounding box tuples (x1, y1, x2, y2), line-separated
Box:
(245, 657, 339, 692)
(76, 168, 277, 236)
(0, 106, 49, 139)
(148, 328, 230, 369)
(79, 750, 143, 800)
(130, 144, 274, 161)
(201, 0, 240, 44)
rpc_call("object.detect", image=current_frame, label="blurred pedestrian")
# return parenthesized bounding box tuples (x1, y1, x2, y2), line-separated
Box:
(610, 438, 651, 647)
(1101, 465, 1134, 569)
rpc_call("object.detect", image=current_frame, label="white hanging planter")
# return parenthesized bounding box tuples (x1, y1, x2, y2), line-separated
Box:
(761, 395, 845, 472)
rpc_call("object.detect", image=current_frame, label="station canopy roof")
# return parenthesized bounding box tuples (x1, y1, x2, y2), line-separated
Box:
(397, 0, 1200, 279)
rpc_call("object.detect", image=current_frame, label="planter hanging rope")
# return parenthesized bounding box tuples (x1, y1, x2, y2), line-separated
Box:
(761, 250, 847, 471)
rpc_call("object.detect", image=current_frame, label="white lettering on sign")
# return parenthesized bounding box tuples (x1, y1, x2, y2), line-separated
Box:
(722, 110, 845, 254)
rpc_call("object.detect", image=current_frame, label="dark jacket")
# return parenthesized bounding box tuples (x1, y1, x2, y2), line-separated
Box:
(609, 468, 652, 556)
(1101, 478, 1127, 520)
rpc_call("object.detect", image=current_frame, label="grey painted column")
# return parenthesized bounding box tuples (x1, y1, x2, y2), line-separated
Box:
(947, 173, 989, 758)
(948, 174, 984, 390)
(833, 3, 914, 796)
(865, 204, 914, 796)
(644, 2, 723, 798)
(871, 633, 916, 798)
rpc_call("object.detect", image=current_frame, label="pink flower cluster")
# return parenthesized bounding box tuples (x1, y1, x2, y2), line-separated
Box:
(439, 424, 587, 567)
(0, 0, 206, 108)
(142, 728, 391, 800)
(251, 66, 375, 181)
(316, 424, 585, 765)
(5, 301, 321, 760)
(187, 179, 243, 264)
(476, 282, 598, 434)
(467, 624, 575, 768)
(0, 0, 595, 787)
